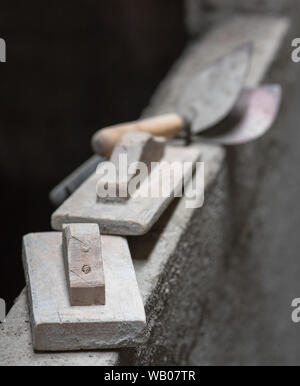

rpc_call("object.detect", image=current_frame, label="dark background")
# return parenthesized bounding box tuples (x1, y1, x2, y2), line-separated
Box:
(0, 1, 187, 310)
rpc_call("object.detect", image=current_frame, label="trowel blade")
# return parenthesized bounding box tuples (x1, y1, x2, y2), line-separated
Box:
(178, 43, 252, 134)
(199, 84, 282, 145)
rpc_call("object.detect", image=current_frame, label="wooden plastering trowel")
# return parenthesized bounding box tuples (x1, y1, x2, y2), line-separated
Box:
(22, 226, 146, 351)
(52, 131, 201, 235)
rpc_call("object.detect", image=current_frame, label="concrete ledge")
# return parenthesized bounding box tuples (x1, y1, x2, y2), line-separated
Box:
(186, 0, 292, 36)
(0, 15, 288, 365)
(187, 0, 292, 14)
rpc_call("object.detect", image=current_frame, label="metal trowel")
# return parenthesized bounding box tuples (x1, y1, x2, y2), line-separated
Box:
(199, 84, 282, 145)
(92, 43, 252, 158)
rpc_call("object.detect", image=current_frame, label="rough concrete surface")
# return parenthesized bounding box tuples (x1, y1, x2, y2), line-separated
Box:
(201, 0, 290, 13)
(0, 15, 289, 365)
(0, 289, 119, 366)
(185, 0, 292, 35)
(190, 4, 300, 365)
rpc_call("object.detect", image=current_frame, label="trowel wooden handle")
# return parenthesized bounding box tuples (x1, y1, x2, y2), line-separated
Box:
(91, 113, 185, 158)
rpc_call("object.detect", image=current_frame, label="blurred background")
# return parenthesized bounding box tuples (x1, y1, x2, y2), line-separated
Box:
(0, 1, 188, 311)
(1, 0, 300, 365)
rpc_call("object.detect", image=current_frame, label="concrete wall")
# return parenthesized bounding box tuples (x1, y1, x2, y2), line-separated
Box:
(187, 0, 291, 14)
(186, 0, 293, 35)
(203, 0, 289, 12)
(186, 0, 300, 364)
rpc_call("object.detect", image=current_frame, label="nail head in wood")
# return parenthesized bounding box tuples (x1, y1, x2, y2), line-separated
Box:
(62, 223, 105, 306)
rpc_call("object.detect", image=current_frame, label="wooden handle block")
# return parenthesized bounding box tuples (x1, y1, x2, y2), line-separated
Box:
(96, 131, 166, 201)
(91, 113, 184, 158)
(63, 224, 105, 306)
